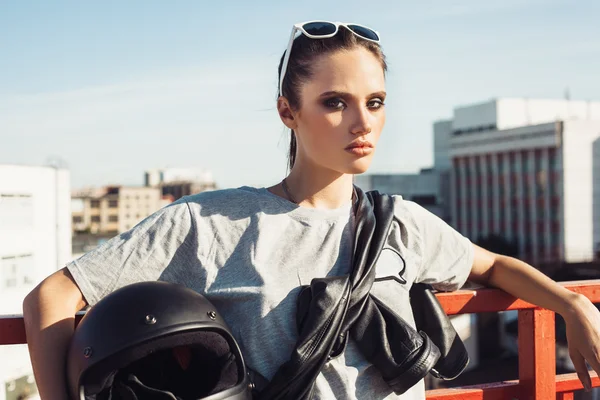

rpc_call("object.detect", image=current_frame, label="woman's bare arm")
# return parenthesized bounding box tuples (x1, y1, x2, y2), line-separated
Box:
(22, 268, 87, 400)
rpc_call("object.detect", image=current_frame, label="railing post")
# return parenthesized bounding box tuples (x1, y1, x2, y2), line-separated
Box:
(518, 308, 556, 399)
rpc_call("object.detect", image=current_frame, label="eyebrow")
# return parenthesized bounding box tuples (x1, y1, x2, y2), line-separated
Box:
(319, 90, 387, 99)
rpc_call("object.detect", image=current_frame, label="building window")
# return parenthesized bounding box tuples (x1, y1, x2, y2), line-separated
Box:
(1, 254, 34, 288)
(538, 202, 545, 221)
(475, 156, 483, 235)
(108, 200, 118, 208)
(4, 262, 17, 288)
(549, 147, 560, 171)
(90, 200, 100, 208)
(498, 154, 504, 196)
(108, 215, 118, 222)
(73, 216, 83, 223)
(453, 158, 462, 231)
(91, 216, 101, 223)
(522, 150, 529, 173)
(536, 170, 547, 195)
(510, 152, 517, 171)
(463, 157, 471, 236)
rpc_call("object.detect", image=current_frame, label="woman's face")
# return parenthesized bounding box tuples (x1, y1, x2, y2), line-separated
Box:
(291, 47, 386, 175)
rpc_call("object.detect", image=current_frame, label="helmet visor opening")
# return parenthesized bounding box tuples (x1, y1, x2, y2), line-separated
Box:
(85, 330, 242, 399)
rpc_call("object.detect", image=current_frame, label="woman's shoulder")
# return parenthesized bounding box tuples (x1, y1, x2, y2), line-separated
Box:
(175, 186, 277, 221)
(384, 193, 426, 225)
(377, 193, 444, 244)
(182, 186, 263, 205)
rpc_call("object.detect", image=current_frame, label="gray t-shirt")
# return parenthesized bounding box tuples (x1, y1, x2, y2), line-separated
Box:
(67, 186, 474, 400)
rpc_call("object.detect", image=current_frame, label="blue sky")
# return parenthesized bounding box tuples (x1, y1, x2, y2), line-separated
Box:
(1, 0, 599, 189)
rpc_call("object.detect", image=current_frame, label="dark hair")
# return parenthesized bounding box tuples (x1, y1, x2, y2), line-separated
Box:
(277, 26, 387, 170)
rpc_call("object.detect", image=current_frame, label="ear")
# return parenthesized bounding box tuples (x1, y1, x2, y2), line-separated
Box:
(277, 97, 298, 130)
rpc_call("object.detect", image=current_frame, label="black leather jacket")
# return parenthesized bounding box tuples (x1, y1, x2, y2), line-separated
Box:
(256, 188, 469, 399)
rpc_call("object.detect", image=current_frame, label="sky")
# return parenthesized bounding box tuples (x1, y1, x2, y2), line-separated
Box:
(1, 0, 599, 190)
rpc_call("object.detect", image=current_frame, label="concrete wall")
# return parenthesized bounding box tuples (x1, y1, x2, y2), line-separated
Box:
(0, 165, 72, 301)
(450, 98, 600, 133)
(449, 122, 559, 157)
(118, 186, 163, 232)
(452, 100, 497, 132)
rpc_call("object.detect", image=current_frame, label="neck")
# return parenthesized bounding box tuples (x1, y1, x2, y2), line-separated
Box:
(283, 163, 355, 209)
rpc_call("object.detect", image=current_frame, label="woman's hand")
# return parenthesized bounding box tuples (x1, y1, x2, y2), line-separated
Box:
(564, 294, 600, 392)
(467, 248, 600, 392)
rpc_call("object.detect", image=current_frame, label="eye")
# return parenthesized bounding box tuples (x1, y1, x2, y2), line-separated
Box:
(323, 98, 346, 110)
(368, 98, 385, 110)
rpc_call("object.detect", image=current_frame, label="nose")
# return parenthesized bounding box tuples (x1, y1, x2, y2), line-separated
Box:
(349, 106, 372, 135)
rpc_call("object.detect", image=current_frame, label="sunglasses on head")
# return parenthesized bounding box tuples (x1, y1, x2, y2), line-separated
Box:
(279, 21, 381, 97)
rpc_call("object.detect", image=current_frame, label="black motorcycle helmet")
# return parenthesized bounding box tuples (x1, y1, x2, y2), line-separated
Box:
(66, 281, 253, 400)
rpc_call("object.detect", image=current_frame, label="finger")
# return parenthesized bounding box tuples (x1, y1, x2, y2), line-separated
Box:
(570, 349, 592, 392)
(584, 352, 600, 385)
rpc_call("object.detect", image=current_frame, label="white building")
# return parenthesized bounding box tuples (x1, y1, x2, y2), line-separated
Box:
(436, 98, 600, 264)
(0, 164, 71, 400)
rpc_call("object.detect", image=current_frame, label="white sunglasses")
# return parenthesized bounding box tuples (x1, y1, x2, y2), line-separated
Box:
(278, 21, 381, 97)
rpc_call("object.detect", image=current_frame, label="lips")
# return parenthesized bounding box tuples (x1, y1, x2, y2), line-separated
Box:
(345, 141, 375, 157)
(345, 141, 374, 150)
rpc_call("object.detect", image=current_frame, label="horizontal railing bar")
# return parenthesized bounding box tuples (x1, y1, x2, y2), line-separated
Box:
(0, 315, 27, 346)
(425, 371, 600, 399)
(3, 281, 600, 345)
(437, 280, 600, 315)
(555, 372, 600, 393)
(3, 281, 600, 399)
(425, 381, 520, 400)
(0, 313, 84, 345)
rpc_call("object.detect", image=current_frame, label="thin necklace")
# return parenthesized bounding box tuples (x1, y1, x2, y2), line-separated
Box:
(281, 178, 298, 204)
(281, 178, 357, 205)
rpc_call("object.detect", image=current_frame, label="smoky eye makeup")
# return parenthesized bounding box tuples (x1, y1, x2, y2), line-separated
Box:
(319, 91, 387, 110)
(368, 98, 385, 109)
(323, 97, 345, 109)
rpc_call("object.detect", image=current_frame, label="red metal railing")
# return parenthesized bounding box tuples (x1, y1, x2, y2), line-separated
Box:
(2, 279, 600, 399)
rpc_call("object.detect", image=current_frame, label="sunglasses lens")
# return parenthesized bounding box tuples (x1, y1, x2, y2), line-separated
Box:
(347, 24, 380, 41)
(302, 22, 337, 36)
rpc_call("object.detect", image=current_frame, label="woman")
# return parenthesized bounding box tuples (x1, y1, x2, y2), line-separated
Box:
(23, 21, 600, 399)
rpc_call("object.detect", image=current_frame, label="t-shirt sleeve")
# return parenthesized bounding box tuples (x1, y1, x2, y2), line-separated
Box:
(401, 199, 474, 292)
(66, 199, 196, 306)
